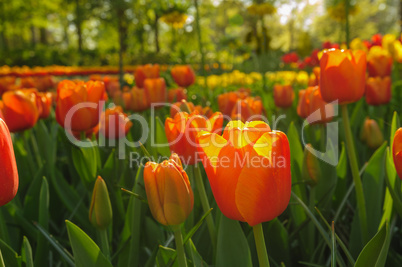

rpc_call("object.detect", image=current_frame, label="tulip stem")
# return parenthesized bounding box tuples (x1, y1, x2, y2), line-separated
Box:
(0, 248, 5, 267)
(99, 229, 110, 261)
(253, 223, 270, 267)
(193, 164, 217, 251)
(341, 105, 368, 244)
(173, 225, 187, 267)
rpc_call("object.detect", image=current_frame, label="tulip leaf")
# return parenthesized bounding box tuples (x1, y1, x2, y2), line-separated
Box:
(50, 169, 90, 229)
(156, 246, 176, 267)
(34, 223, 75, 266)
(34, 177, 50, 267)
(390, 111, 400, 151)
(155, 116, 171, 157)
(287, 122, 303, 169)
(216, 215, 252, 267)
(336, 143, 347, 179)
(349, 142, 387, 256)
(65, 220, 112, 267)
(21, 237, 33, 267)
(0, 239, 21, 267)
(355, 223, 390, 267)
(71, 145, 99, 186)
(263, 218, 290, 267)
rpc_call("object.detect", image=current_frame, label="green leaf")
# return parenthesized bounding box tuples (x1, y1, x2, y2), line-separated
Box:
(263, 218, 290, 266)
(65, 220, 112, 267)
(155, 116, 171, 157)
(34, 223, 75, 266)
(336, 143, 347, 179)
(287, 122, 303, 169)
(362, 142, 387, 238)
(71, 145, 99, 186)
(216, 214, 252, 267)
(156, 246, 176, 267)
(390, 111, 400, 152)
(0, 239, 21, 267)
(34, 177, 50, 267)
(355, 223, 390, 267)
(22, 237, 34, 267)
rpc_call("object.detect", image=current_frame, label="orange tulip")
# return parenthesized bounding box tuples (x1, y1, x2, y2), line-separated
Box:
(297, 89, 309, 119)
(360, 117, 384, 149)
(320, 49, 366, 104)
(168, 87, 187, 103)
(135, 64, 160, 88)
(197, 121, 291, 226)
(38, 92, 53, 119)
(55, 80, 105, 132)
(99, 106, 132, 139)
(273, 84, 294, 108)
(165, 111, 223, 165)
(123, 87, 150, 112)
(367, 46, 393, 77)
(170, 100, 195, 118)
(144, 78, 167, 106)
(365, 76, 391, 106)
(144, 153, 194, 225)
(0, 77, 16, 96)
(231, 97, 263, 122)
(393, 128, 402, 179)
(297, 86, 334, 124)
(218, 89, 251, 117)
(171, 65, 196, 87)
(0, 119, 18, 206)
(1, 90, 39, 132)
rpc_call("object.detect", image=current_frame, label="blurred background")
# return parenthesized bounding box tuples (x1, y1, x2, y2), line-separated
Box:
(0, 0, 400, 68)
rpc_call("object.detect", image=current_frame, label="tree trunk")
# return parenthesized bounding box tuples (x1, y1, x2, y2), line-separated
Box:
(117, 7, 128, 89)
(40, 27, 47, 45)
(400, 0, 402, 34)
(75, 0, 83, 52)
(154, 14, 160, 53)
(31, 25, 37, 48)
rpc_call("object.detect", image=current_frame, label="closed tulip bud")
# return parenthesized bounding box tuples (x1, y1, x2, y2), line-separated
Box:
(231, 97, 263, 122)
(273, 84, 294, 108)
(89, 176, 113, 229)
(365, 76, 391, 106)
(144, 154, 194, 225)
(171, 65, 196, 87)
(302, 144, 321, 186)
(2, 90, 39, 132)
(297, 89, 309, 119)
(367, 46, 393, 78)
(218, 91, 239, 117)
(393, 128, 402, 179)
(99, 106, 132, 139)
(320, 49, 366, 104)
(123, 87, 150, 112)
(360, 117, 384, 149)
(0, 119, 19, 206)
(144, 78, 167, 105)
(134, 64, 160, 88)
(56, 80, 105, 132)
(306, 86, 334, 125)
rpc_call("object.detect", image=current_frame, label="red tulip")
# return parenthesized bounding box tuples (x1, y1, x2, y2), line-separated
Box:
(393, 128, 402, 179)
(1, 90, 39, 132)
(144, 78, 167, 106)
(274, 84, 294, 108)
(168, 88, 187, 103)
(171, 65, 196, 87)
(365, 76, 391, 106)
(135, 64, 160, 88)
(0, 118, 19, 206)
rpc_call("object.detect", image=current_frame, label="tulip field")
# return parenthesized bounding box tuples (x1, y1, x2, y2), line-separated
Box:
(2, 1, 402, 267)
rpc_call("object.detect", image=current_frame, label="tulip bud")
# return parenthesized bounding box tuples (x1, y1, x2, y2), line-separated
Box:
(144, 154, 194, 226)
(302, 144, 321, 186)
(360, 117, 384, 149)
(89, 176, 113, 229)
(0, 119, 19, 206)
